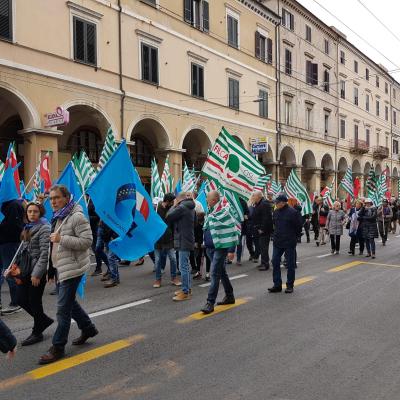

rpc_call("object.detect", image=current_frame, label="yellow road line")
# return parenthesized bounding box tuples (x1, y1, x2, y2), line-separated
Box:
(0, 335, 145, 391)
(327, 261, 362, 273)
(295, 276, 315, 286)
(364, 262, 400, 269)
(177, 298, 250, 324)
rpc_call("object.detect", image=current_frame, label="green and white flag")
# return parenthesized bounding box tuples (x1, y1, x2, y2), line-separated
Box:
(269, 180, 282, 196)
(339, 166, 354, 198)
(223, 189, 244, 226)
(202, 127, 265, 201)
(254, 174, 272, 192)
(73, 151, 96, 191)
(372, 171, 388, 207)
(97, 127, 117, 171)
(0, 160, 4, 181)
(161, 154, 173, 194)
(151, 158, 163, 199)
(182, 162, 196, 192)
(284, 169, 312, 216)
(322, 179, 335, 208)
(204, 198, 240, 249)
(366, 167, 377, 198)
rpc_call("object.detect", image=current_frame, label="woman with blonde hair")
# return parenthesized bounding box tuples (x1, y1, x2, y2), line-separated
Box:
(326, 201, 346, 254)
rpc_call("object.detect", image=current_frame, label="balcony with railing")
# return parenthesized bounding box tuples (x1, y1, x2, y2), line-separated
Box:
(372, 145, 389, 159)
(349, 139, 369, 155)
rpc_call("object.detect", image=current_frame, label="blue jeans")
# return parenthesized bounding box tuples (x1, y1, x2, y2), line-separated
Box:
(106, 248, 120, 282)
(272, 245, 296, 288)
(178, 250, 191, 294)
(206, 248, 234, 305)
(154, 249, 177, 280)
(0, 243, 19, 306)
(52, 276, 94, 348)
(95, 226, 109, 272)
(365, 238, 376, 255)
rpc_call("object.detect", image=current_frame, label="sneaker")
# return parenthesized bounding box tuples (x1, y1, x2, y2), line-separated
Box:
(205, 273, 210, 281)
(193, 272, 202, 280)
(170, 277, 182, 286)
(371, 254, 376, 259)
(268, 286, 282, 293)
(331, 249, 335, 254)
(285, 287, 294, 294)
(335, 250, 339, 255)
(173, 292, 192, 301)
(174, 289, 192, 296)
(2, 305, 22, 315)
(153, 280, 162, 288)
(201, 302, 214, 314)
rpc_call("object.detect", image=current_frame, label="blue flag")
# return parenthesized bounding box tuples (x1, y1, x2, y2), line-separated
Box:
(174, 179, 182, 195)
(87, 141, 167, 261)
(44, 162, 88, 220)
(0, 165, 20, 222)
(196, 190, 208, 213)
(20, 181, 34, 202)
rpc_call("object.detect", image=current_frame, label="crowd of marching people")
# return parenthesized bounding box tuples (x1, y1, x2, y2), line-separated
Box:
(0, 180, 399, 362)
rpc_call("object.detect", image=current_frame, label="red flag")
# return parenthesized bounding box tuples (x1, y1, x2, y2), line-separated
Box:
(40, 153, 52, 192)
(5, 143, 20, 195)
(346, 193, 352, 211)
(353, 177, 361, 198)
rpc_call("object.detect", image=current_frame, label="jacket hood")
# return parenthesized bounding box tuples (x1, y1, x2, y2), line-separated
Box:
(181, 198, 195, 210)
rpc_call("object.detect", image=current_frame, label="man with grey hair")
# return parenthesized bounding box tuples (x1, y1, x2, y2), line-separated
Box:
(251, 190, 273, 271)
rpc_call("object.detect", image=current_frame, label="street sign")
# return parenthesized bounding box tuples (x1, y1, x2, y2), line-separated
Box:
(251, 142, 268, 154)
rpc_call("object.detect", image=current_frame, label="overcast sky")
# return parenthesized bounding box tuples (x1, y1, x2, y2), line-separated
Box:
(296, 0, 400, 77)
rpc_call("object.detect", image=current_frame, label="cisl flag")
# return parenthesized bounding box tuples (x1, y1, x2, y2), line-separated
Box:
(202, 127, 265, 200)
(40, 152, 52, 192)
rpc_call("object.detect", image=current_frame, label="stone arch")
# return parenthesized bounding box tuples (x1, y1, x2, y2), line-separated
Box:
(258, 146, 275, 176)
(375, 163, 382, 175)
(337, 157, 349, 199)
(301, 150, 317, 192)
(364, 161, 372, 176)
(393, 167, 398, 178)
(279, 145, 297, 181)
(321, 153, 334, 187)
(182, 127, 212, 172)
(352, 159, 361, 174)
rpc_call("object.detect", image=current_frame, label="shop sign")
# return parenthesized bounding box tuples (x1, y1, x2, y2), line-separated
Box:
(45, 107, 70, 127)
(250, 137, 269, 154)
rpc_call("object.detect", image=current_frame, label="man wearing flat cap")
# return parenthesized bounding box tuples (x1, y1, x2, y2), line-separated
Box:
(268, 193, 303, 294)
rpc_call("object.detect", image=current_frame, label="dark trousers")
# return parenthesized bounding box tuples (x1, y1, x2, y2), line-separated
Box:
(0, 243, 19, 306)
(204, 251, 211, 273)
(330, 235, 341, 251)
(246, 233, 255, 259)
(254, 235, 270, 266)
(52, 276, 95, 349)
(17, 278, 52, 335)
(349, 235, 365, 254)
(206, 248, 234, 305)
(365, 238, 376, 255)
(95, 226, 109, 272)
(272, 245, 296, 288)
(378, 221, 390, 243)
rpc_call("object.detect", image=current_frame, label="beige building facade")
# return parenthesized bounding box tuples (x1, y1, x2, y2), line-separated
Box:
(0, 0, 399, 196)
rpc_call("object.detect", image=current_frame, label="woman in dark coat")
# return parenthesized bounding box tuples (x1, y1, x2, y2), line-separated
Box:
(15, 202, 54, 345)
(358, 198, 379, 259)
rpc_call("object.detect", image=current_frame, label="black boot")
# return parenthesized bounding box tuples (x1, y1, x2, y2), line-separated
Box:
(21, 333, 43, 346)
(72, 326, 99, 345)
(268, 286, 282, 293)
(217, 296, 235, 305)
(201, 302, 214, 314)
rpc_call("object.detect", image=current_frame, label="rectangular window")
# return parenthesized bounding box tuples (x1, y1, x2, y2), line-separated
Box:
(354, 60, 358, 73)
(324, 39, 329, 55)
(354, 87, 358, 106)
(385, 105, 389, 121)
(258, 89, 268, 118)
(323, 70, 329, 93)
(227, 14, 239, 48)
(385, 82, 388, 94)
(141, 42, 158, 84)
(255, 32, 272, 64)
(282, 9, 294, 31)
(324, 114, 329, 135)
(376, 100, 380, 116)
(0, 0, 12, 40)
(366, 94, 369, 112)
(306, 60, 318, 85)
(184, 0, 209, 32)
(393, 139, 399, 155)
(376, 75, 379, 88)
(284, 100, 292, 125)
(354, 125, 359, 142)
(285, 49, 292, 75)
(394, 110, 397, 125)
(191, 63, 204, 98)
(366, 128, 370, 146)
(366, 68, 369, 81)
(305, 107, 312, 131)
(340, 80, 345, 99)
(340, 50, 345, 65)
(340, 119, 346, 139)
(305, 24, 311, 42)
(228, 77, 239, 110)
(73, 17, 97, 66)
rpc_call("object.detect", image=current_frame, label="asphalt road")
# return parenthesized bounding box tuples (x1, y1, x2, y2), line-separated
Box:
(1, 233, 400, 400)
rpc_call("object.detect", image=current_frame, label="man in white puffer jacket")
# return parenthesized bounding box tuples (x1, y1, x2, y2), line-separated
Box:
(39, 184, 98, 365)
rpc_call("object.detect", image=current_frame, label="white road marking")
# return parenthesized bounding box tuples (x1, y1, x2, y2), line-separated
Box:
(198, 274, 248, 288)
(317, 253, 333, 258)
(88, 299, 152, 319)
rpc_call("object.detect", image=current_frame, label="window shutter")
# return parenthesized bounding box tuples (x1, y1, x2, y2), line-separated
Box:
(234, 80, 239, 109)
(184, 0, 192, 24)
(289, 13, 294, 30)
(198, 66, 204, 98)
(312, 63, 318, 85)
(267, 38, 273, 64)
(150, 46, 158, 84)
(86, 22, 97, 65)
(0, 0, 11, 40)
(306, 60, 311, 83)
(255, 31, 260, 59)
(74, 18, 85, 62)
(233, 18, 238, 47)
(202, 0, 209, 32)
